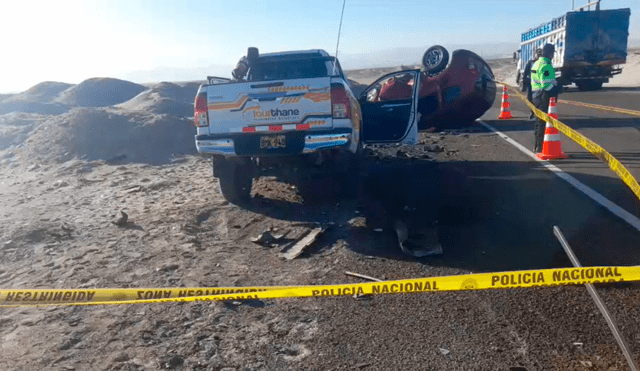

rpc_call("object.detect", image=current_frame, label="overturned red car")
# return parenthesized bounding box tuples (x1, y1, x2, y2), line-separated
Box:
(359, 45, 496, 130)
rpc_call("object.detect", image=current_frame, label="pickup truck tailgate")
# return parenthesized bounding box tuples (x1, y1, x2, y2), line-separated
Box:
(206, 77, 333, 134)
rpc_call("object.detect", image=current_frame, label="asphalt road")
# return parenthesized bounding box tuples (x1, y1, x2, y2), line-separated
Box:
(479, 85, 640, 268)
(300, 84, 640, 370)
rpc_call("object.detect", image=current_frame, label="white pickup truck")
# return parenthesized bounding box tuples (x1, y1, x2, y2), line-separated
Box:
(194, 48, 422, 203)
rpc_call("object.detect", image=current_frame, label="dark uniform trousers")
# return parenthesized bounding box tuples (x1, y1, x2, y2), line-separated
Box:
(531, 86, 558, 151)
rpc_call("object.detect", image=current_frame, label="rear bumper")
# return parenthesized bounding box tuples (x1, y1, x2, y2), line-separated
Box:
(196, 128, 353, 157)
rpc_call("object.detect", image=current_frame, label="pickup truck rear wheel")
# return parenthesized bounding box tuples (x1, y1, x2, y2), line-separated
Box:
(216, 159, 253, 204)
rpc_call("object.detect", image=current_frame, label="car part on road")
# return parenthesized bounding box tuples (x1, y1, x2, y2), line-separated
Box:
(422, 45, 449, 75)
(251, 228, 291, 248)
(394, 219, 442, 257)
(554, 226, 640, 371)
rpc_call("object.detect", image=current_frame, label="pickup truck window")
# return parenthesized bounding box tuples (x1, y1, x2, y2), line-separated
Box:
(249, 58, 329, 81)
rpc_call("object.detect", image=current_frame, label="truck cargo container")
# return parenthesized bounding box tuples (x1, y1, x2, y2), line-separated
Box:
(515, 5, 630, 91)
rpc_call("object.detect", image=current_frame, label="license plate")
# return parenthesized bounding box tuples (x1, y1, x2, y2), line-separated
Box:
(260, 135, 286, 149)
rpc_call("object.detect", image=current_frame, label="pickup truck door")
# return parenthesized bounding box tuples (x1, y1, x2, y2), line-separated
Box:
(358, 70, 419, 145)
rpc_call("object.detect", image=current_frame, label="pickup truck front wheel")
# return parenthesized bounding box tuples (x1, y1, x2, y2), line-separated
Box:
(214, 158, 253, 204)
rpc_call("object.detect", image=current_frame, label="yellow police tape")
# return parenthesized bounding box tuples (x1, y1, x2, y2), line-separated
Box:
(1, 266, 638, 307)
(559, 99, 640, 117)
(498, 82, 640, 201)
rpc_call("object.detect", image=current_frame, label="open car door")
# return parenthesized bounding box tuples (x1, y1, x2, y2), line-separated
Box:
(358, 70, 420, 145)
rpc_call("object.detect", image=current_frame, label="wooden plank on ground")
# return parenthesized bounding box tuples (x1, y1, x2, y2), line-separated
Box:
(282, 227, 324, 260)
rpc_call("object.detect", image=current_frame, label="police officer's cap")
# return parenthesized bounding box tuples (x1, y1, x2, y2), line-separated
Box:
(542, 44, 555, 54)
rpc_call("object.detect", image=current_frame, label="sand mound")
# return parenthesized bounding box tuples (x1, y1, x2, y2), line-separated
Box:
(0, 113, 49, 154)
(0, 93, 15, 102)
(0, 101, 70, 115)
(14, 107, 197, 165)
(55, 78, 146, 107)
(115, 81, 201, 117)
(8, 81, 74, 103)
(0, 82, 74, 115)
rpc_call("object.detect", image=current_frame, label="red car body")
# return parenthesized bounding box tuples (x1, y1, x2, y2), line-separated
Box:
(417, 49, 496, 128)
(370, 48, 496, 129)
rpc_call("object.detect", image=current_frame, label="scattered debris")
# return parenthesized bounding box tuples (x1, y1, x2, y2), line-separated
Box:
(579, 361, 593, 368)
(353, 293, 372, 300)
(113, 353, 130, 362)
(251, 228, 291, 248)
(355, 362, 372, 368)
(438, 347, 450, 355)
(111, 211, 129, 226)
(282, 227, 324, 260)
(394, 220, 443, 257)
(124, 185, 142, 193)
(425, 144, 444, 152)
(345, 271, 383, 282)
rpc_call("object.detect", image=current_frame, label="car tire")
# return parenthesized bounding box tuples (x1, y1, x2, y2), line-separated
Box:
(576, 81, 589, 91)
(217, 159, 253, 204)
(588, 81, 603, 90)
(422, 46, 449, 75)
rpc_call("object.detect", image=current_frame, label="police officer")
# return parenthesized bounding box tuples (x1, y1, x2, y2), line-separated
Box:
(530, 43, 559, 153)
(525, 48, 542, 119)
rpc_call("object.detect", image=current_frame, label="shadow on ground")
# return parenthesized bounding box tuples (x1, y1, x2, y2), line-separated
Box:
(231, 154, 640, 272)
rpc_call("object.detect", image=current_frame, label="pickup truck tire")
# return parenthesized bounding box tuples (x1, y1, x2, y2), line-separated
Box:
(216, 159, 253, 204)
(422, 46, 449, 75)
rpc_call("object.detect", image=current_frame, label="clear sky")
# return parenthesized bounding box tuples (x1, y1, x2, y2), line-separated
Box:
(1, 0, 638, 93)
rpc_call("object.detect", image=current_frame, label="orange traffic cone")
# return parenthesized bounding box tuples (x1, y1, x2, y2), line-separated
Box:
(498, 85, 512, 119)
(547, 96, 558, 119)
(536, 98, 566, 160)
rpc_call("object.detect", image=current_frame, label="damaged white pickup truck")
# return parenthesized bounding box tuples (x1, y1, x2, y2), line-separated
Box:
(194, 47, 423, 203)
